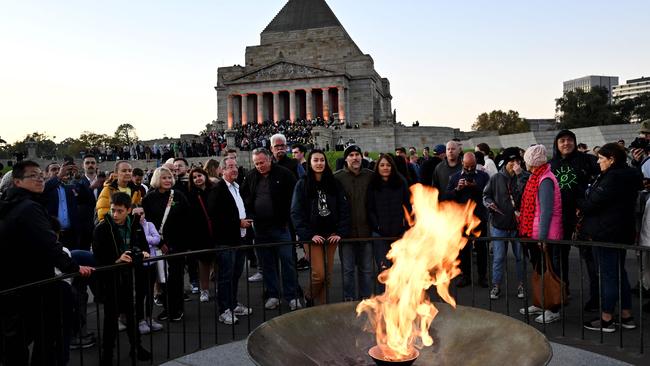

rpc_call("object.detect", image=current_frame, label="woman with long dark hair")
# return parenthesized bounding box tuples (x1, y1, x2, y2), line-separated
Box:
(187, 167, 215, 303)
(580, 142, 643, 332)
(367, 154, 411, 283)
(291, 150, 350, 306)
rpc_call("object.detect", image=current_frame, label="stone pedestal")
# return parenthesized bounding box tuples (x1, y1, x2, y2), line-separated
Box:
(225, 129, 237, 150)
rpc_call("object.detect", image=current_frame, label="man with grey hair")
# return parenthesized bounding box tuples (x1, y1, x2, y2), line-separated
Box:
(270, 133, 300, 179)
(241, 148, 302, 310)
(208, 156, 252, 324)
(432, 140, 462, 196)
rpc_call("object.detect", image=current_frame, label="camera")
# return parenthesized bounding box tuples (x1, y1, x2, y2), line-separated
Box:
(629, 137, 649, 151)
(130, 246, 144, 265)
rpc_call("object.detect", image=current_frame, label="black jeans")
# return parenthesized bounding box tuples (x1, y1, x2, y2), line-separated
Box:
(102, 271, 141, 359)
(162, 256, 185, 315)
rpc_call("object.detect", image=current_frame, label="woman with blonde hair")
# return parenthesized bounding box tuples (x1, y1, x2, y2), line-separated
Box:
(142, 167, 190, 321)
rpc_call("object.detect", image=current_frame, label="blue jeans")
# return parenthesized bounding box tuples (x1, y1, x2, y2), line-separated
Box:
(216, 245, 246, 313)
(490, 226, 524, 286)
(339, 241, 373, 300)
(255, 227, 299, 302)
(593, 247, 632, 313)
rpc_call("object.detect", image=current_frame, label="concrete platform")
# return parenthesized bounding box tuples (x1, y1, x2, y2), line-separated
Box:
(162, 340, 633, 366)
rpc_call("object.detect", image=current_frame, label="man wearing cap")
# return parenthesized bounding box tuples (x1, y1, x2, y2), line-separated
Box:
(420, 144, 445, 187)
(550, 129, 600, 311)
(432, 141, 462, 195)
(483, 147, 530, 299)
(334, 145, 374, 300)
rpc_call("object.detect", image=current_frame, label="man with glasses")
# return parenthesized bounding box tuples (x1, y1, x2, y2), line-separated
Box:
(0, 160, 93, 365)
(271, 134, 300, 179)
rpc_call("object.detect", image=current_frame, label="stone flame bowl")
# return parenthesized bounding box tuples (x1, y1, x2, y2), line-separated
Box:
(247, 302, 552, 366)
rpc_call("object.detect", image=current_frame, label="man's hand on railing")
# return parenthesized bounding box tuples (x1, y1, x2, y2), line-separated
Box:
(311, 235, 325, 244)
(78, 266, 95, 277)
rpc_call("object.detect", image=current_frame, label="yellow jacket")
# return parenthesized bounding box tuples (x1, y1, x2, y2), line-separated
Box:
(96, 179, 145, 221)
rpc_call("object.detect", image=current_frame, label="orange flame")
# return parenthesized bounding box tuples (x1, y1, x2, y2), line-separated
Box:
(356, 184, 481, 361)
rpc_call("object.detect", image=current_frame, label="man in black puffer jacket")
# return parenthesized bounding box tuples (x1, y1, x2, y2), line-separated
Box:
(0, 161, 92, 366)
(550, 129, 600, 310)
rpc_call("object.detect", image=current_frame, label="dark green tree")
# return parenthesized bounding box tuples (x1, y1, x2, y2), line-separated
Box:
(556, 86, 626, 129)
(472, 110, 530, 134)
(113, 123, 138, 146)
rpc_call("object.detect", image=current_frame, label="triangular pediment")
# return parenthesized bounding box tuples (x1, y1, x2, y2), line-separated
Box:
(226, 61, 338, 84)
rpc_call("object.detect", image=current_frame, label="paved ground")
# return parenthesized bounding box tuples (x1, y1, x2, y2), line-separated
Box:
(68, 246, 650, 366)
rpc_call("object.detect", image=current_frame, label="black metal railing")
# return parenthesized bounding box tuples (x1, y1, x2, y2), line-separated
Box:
(1, 236, 648, 365)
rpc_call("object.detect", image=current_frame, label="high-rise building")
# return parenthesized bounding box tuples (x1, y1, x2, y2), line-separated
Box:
(612, 77, 650, 101)
(562, 75, 619, 103)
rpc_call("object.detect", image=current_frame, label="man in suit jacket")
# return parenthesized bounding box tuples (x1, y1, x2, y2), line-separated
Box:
(208, 156, 252, 325)
(43, 161, 95, 250)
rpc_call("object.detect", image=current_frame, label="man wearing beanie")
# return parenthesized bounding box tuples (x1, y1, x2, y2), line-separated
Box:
(550, 129, 599, 311)
(334, 145, 374, 300)
(420, 144, 445, 187)
(483, 147, 530, 299)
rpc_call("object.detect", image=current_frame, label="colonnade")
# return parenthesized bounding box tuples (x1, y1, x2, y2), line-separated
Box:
(226, 86, 346, 129)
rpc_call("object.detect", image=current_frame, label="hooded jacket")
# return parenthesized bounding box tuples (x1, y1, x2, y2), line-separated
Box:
(549, 130, 599, 235)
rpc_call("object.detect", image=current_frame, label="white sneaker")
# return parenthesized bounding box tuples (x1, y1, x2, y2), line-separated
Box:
(289, 299, 303, 311)
(219, 309, 238, 325)
(191, 285, 199, 294)
(519, 305, 544, 316)
(138, 320, 150, 335)
(265, 297, 280, 310)
(234, 303, 252, 316)
(248, 272, 263, 282)
(118, 319, 127, 332)
(148, 318, 163, 332)
(535, 310, 561, 324)
(200, 290, 209, 303)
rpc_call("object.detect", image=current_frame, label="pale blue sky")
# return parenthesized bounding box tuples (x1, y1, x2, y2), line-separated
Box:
(1, 0, 648, 143)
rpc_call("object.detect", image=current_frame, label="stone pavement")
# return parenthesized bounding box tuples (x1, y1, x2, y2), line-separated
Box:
(70, 246, 649, 365)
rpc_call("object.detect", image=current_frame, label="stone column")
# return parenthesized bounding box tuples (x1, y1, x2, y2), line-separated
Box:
(227, 95, 234, 129)
(256, 92, 264, 125)
(289, 90, 296, 123)
(241, 94, 248, 126)
(225, 129, 237, 150)
(272, 91, 280, 122)
(337, 86, 346, 123)
(306, 89, 313, 120)
(322, 88, 330, 121)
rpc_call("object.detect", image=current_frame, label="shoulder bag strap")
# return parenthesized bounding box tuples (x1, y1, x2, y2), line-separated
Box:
(158, 189, 174, 238)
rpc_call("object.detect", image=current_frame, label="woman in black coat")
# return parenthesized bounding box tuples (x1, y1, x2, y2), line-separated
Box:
(187, 167, 215, 302)
(367, 154, 411, 276)
(579, 142, 643, 333)
(141, 166, 189, 321)
(291, 149, 350, 305)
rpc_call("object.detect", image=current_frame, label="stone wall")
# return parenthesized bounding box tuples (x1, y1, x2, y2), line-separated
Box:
(461, 124, 642, 151)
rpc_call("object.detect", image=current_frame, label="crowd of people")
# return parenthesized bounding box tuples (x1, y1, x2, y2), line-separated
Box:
(1, 120, 649, 365)
(73, 118, 339, 164)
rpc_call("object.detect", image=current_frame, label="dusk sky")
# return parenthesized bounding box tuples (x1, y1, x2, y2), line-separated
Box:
(1, 0, 648, 143)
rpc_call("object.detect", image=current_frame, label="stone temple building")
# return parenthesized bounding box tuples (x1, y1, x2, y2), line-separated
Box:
(215, 0, 394, 129)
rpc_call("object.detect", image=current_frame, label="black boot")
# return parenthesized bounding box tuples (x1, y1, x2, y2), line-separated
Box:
(129, 345, 152, 361)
